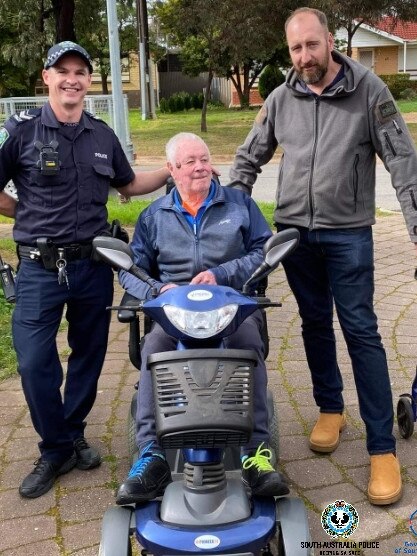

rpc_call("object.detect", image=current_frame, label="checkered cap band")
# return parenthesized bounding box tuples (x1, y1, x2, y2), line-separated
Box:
(44, 41, 93, 73)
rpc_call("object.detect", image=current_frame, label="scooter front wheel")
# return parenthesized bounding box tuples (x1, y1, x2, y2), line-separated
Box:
(397, 395, 415, 439)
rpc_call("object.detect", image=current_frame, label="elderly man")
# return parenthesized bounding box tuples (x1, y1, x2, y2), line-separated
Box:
(115, 132, 289, 504)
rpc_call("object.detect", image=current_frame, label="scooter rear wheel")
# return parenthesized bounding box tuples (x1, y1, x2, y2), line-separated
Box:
(397, 395, 415, 439)
(267, 390, 279, 462)
(127, 391, 139, 463)
(99, 506, 133, 556)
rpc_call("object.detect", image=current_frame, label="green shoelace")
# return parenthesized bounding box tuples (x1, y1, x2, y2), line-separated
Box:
(242, 442, 274, 471)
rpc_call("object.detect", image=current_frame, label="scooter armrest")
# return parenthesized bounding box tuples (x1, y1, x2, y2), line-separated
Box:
(117, 292, 141, 323)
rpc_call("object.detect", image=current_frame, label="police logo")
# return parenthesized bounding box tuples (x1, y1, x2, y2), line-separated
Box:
(321, 500, 359, 539)
(410, 508, 417, 537)
(0, 127, 9, 150)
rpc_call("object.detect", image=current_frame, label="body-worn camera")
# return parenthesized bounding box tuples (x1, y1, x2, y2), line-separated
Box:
(35, 140, 60, 176)
(0, 255, 16, 303)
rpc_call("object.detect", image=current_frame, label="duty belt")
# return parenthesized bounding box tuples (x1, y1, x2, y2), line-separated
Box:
(17, 243, 92, 262)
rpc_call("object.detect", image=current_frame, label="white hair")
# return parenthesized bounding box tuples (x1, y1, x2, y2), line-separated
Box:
(165, 132, 210, 164)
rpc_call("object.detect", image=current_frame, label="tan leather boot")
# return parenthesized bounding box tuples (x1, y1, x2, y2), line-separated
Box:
(309, 413, 346, 453)
(368, 454, 402, 505)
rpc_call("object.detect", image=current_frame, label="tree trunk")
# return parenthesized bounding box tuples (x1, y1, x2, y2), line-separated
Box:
(101, 72, 109, 95)
(52, 0, 76, 42)
(201, 69, 213, 133)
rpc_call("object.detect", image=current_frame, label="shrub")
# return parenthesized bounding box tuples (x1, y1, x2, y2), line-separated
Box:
(191, 92, 204, 109)
(159, 97, 169, 113)
(167, 95, 177, 113)
(399, 87, 417, 100)
(173, 93, 185, 112)
(379, 73, 413, 100)
(258, 65, 285, 100)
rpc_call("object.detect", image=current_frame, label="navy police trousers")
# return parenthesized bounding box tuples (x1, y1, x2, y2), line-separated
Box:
(12, 258, 114, 464)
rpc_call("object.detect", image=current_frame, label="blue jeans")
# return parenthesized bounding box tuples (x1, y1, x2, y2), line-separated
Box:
(136, 310, 269, 454)
(12, 258, 114, 463)
(277, 225, 395, 455)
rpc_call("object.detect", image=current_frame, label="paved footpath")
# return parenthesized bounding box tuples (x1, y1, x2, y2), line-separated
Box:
(0, 213, 417, 555)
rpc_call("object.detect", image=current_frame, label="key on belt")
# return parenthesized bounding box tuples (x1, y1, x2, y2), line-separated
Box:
(56, 248, 69, 288)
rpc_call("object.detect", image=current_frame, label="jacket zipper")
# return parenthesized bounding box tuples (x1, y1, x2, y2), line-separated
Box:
(383, 131, 397, 157)
(410, 190, 417, 211)
(353, 154, 359, 213)
(308, 97, 320, 228)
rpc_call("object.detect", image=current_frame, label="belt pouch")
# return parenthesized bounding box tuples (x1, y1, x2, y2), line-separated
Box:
(36, 237, 59, 270)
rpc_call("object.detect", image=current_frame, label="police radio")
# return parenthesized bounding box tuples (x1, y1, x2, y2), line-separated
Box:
(0, 254, 16, 303)
(35, 140, 60, 176)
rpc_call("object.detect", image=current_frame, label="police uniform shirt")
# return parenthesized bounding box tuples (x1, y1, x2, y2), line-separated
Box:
(0, 103, 135, 245)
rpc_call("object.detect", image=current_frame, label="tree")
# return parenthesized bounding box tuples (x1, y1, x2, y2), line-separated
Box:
(76, 0, 137, 95)
(153, 0, 289, 131)
(313, 0, 417, 57)
(0, 0, 136, 96)
(258, 65, 286, 100)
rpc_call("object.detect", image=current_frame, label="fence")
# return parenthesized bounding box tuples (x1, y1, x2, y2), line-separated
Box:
(0, 94, 134, 162)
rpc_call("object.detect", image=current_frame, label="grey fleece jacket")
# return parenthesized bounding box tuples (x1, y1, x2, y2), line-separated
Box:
(229, 51, 417, 242)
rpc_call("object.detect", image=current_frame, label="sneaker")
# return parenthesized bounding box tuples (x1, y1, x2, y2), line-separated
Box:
(19, 453, 77, 499)
(116, 449, 172, 505)
(74, 437, 101, 470)
(242, 443, 289, 497)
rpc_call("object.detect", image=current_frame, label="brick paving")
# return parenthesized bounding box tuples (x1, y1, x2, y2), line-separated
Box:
(0, 213, 417, 555)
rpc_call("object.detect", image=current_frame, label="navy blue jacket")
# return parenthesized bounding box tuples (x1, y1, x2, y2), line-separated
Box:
(120, 181, 272, 299)
(0, 102, 135, 244)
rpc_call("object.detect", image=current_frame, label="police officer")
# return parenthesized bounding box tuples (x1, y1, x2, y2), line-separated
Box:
(0, 41, 170, 499)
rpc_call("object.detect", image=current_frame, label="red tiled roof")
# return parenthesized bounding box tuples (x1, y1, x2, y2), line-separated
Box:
(371, 16, 417, 40)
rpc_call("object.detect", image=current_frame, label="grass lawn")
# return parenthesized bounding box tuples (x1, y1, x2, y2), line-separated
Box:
(130, 106, 261, 161)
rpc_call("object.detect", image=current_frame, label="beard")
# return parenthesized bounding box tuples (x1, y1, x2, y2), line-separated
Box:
(298, 63, 327, 84)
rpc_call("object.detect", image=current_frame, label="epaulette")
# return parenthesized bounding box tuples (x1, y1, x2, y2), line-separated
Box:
(84, 110, 109, 126)
(10, 108, 41, 125)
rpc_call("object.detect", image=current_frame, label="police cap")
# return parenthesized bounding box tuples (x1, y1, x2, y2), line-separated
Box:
(44, 41, 93, 74)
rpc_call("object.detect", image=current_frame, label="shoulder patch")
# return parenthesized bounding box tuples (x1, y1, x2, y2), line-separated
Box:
(376, 100, 397, 123)
(0, 127, 10, 149)
(255, 106, 267, 126)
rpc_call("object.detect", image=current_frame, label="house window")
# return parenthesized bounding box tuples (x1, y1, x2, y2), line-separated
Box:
(91, 57, 131, 83)
(359, 50, 374, 72)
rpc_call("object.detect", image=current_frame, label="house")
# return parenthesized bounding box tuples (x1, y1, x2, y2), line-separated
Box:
(336, 17, 417, 79)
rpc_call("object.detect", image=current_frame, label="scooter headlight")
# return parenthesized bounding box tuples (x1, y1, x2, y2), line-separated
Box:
(163, 303, 238, 339)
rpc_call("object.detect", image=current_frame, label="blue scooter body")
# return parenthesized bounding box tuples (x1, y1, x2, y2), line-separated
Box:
(94, 230, 313, 556)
